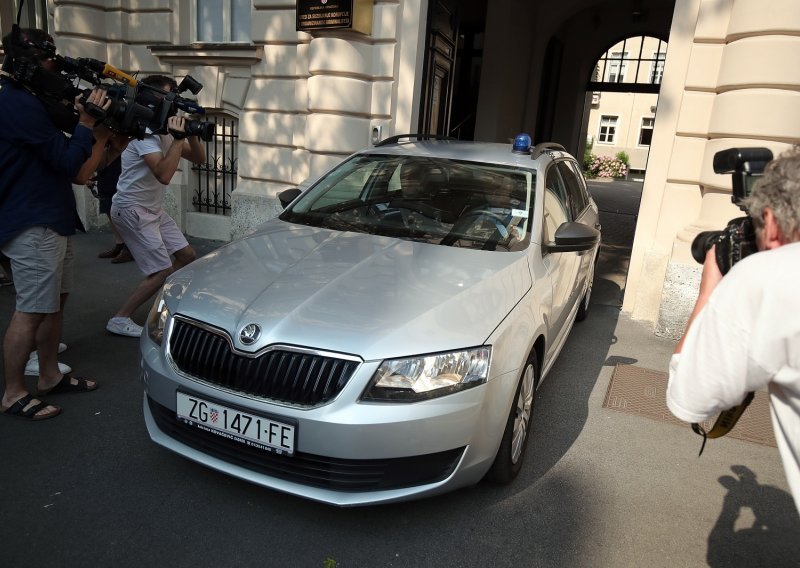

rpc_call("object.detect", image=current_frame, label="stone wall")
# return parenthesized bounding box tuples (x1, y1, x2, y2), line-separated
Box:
(625, 0, 800, 335)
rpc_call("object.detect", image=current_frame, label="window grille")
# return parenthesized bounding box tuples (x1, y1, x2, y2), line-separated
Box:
(191, 114, 238, 215)
(589, 36, 667, 94)
(606, 51, 628, 83)
(650, 52, 666, 84)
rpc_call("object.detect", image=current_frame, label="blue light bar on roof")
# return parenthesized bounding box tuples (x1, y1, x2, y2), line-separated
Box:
(512, 133, 532, 154)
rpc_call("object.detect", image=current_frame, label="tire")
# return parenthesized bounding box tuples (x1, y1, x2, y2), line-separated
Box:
(485, 350, 538, 484)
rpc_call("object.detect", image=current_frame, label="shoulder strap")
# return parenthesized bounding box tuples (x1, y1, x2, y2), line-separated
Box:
(691, 391, 755, 456)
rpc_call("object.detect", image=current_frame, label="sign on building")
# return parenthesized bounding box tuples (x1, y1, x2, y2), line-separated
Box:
(296, 0, 373, 35)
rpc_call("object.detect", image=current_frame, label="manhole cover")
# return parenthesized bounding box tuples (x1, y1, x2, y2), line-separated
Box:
(603, 364, 776, 447)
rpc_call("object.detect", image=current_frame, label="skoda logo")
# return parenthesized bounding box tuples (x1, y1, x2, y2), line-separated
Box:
(239, 323, 261, 345)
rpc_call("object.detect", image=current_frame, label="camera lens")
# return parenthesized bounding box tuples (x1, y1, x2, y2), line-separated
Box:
(691, 231, 723, 265)
(185, 119, 215, 142)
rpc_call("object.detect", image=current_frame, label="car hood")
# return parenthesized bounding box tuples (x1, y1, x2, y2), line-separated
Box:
(164, 220, 532, 360)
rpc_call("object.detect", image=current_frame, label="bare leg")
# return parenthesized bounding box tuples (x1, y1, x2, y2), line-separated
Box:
(115, 268, 171, 319)
(2, 311, 59, 417)
(115, 245, 196, 318)
(107, 213, 125, 245)
(172, 244, 196, 270)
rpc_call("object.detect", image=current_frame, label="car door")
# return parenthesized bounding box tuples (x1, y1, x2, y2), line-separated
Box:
(541, 164, 581, 355)
(558, 160, 600, 310)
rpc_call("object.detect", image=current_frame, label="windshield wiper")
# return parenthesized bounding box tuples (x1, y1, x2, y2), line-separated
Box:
(322, 214, 375, 234)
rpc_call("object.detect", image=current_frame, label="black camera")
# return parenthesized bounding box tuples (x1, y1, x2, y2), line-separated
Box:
(76, 70, 216, 141)
(690, 148, 773, 274)
(2, 25, 214, 140)
(182, 119, 216, 141)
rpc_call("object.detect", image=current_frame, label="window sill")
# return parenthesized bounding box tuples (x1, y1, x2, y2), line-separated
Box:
(149, 43, 262, 66)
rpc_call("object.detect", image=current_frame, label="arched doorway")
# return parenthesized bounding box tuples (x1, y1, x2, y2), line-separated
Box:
(583, 35, 668, 181)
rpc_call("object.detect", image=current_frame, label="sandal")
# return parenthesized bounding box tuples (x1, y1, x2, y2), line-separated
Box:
(1, 394, 61, 421)
(36, 374, 98, 396)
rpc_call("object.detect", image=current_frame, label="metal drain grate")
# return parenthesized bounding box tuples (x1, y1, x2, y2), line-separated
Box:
(603, 364, 776, 447)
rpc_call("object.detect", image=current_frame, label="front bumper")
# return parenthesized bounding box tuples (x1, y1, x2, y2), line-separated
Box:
(141, 336, 518, 506)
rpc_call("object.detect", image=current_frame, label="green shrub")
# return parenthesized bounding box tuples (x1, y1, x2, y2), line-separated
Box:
(615, 151, 630, 165)
(583, 149, 594, 171)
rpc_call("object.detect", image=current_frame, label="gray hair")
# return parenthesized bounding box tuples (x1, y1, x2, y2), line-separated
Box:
(743, 146, 800, 242)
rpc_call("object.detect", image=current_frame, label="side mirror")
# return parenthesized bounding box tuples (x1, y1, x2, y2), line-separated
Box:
(547, 222, 600, 253)
(278, 188, 302, 209)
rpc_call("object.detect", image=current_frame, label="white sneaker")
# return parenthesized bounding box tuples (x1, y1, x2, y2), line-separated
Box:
(28, 342, 68, 362)
(106, 316, 143, 337)
(24, 359, 72, 376)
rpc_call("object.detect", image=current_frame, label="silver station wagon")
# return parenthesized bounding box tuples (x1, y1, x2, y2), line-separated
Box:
(142, 134, 601, 506)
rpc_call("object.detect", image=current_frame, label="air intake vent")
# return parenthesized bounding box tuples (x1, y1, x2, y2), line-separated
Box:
(168, 318, 359, 406)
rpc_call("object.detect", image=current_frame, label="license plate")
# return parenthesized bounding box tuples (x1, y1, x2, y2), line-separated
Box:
(176, 392, 295, 456)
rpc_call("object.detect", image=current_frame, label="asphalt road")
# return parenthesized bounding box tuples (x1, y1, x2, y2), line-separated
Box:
(1, 187, 797, 567)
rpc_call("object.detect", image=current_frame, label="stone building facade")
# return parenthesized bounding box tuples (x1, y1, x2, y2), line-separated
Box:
(1, 0, 798, 336)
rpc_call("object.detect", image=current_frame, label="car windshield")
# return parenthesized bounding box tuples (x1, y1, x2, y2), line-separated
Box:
(281, 155, 536, 251)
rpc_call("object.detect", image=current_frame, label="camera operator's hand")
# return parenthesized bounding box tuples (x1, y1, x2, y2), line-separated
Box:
(167, 115, 187, 140)
(699, 245, 724, 298)
(75, 88, 111, 129)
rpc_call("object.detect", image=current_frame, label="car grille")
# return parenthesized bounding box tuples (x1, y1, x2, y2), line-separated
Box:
(168, 318, 359, 406)
(148, 397, 465, 492)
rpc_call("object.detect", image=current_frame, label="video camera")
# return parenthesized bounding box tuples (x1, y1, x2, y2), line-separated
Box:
(1, 24, 215, 141)
(690, 147, 774, 274)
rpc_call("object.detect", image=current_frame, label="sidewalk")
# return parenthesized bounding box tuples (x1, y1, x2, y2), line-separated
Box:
(0, 229, 796, 567)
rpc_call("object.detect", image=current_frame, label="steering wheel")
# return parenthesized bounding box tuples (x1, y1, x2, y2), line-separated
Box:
(440, 209, 509, 247)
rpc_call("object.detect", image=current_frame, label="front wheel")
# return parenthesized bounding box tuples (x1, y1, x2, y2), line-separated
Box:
(485, 351, 538, 484)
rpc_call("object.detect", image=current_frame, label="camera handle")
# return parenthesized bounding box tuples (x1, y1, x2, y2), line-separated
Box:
(691, 391, 755, 456)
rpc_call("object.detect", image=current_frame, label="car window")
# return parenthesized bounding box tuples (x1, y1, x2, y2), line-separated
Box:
(558, 161, 588, 218)
(566, 160, 592, 205)
(542, 166, 571, 244)
(283, 155, 536, 252)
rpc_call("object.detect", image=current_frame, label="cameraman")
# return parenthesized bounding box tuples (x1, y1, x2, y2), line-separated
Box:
(1, 28, 115, 420)
(105, 74, 205, 337)
(667, 146, 800, 513)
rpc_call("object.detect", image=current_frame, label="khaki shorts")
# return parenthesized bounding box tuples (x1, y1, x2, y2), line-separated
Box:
(111, 204, 189, 276)
(1, 226, 73, 313)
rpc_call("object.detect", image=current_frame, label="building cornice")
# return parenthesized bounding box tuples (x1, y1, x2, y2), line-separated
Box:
(149, 44, 263, 67)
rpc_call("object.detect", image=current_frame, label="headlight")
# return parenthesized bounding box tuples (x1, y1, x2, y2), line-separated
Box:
(146, 287, 170, 346)
(362, 347, 491, 402)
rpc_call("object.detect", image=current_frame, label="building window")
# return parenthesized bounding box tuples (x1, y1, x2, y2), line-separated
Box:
(589, 36, 667, 91)
(650, 51, 666, 84)
(191, 114, 238, 215)
(195, 0, 250, 43)
(639, 117, 655, 146)
(598, 116, 618, 144)
(606, 51, 628, 83)
(3, 0, 48, 36)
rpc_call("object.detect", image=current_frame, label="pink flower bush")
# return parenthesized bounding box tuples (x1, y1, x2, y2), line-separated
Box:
(586, 154, 628, 178)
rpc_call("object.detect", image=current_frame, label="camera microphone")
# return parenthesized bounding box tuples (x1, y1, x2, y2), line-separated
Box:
(78, 58, 138, 86)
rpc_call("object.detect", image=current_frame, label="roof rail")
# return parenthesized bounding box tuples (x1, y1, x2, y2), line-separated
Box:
(531, 142, 566, 159)
(375, 133, 458, 147)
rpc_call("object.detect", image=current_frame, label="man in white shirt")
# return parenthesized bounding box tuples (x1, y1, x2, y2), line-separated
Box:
(106, 75, 206, 337)
(667, 146, 800, 514)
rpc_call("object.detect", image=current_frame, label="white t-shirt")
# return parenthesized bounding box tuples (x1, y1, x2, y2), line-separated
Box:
(667, 242, 800, 513)
(113, 133, 173, 211)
